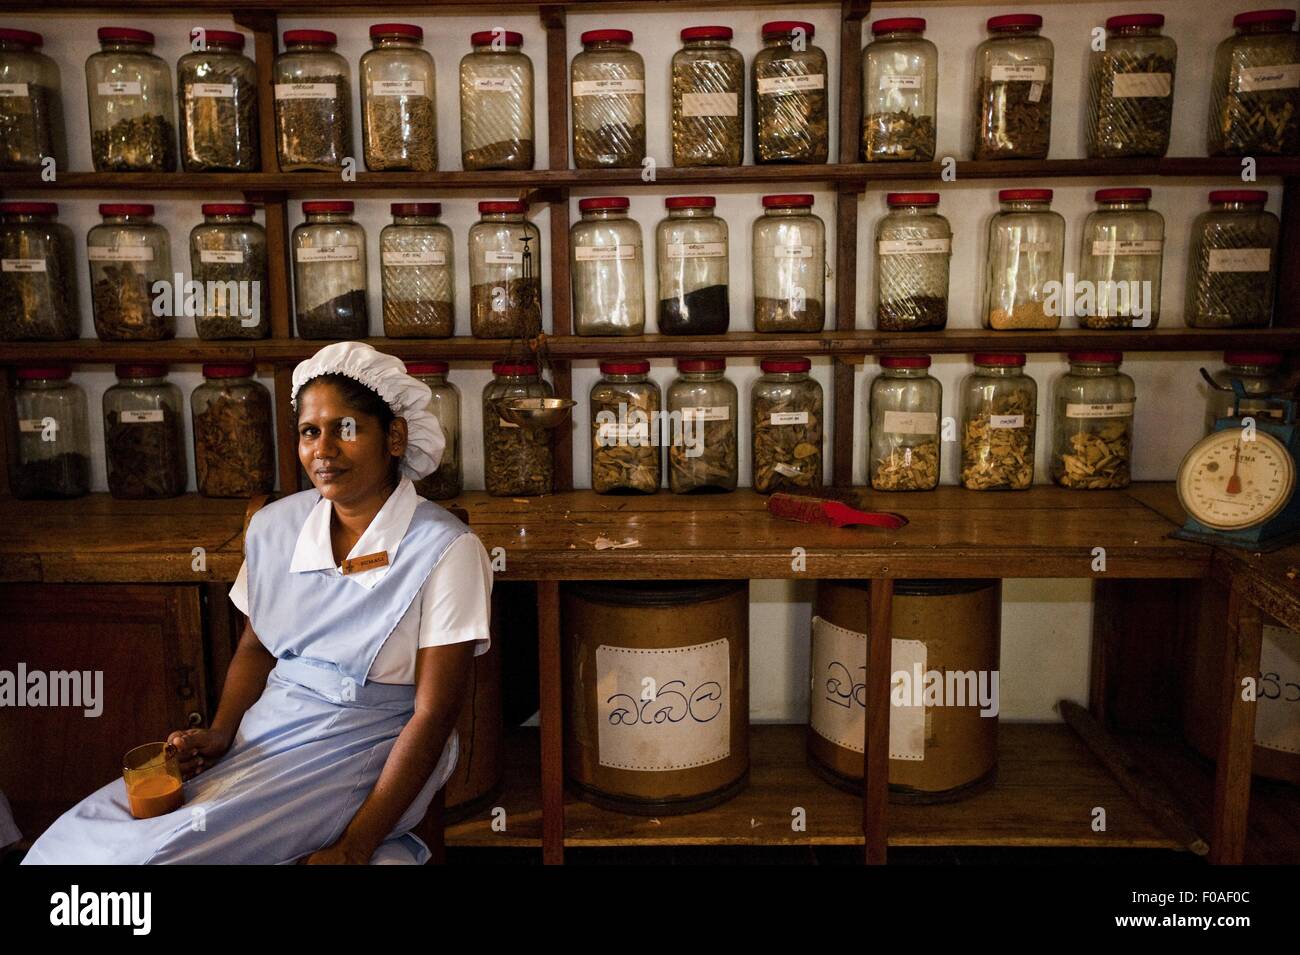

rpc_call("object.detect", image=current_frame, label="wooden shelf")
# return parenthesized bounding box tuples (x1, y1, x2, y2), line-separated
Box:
(444, 723, 1184, 849)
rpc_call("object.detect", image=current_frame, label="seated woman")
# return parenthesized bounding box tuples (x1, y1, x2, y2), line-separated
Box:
(23, 342, 491, 865)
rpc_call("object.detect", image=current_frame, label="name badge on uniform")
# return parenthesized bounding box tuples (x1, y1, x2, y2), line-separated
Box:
(340, 550, 390, 575)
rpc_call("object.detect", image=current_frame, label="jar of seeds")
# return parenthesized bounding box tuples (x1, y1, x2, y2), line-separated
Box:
(460, 30, 534, 171)
(572, 196, 644, 336)
(1077, 188, 1164, 329)
(1085, 14, 1176, 159)
(752, 356, 822, 494)
(972, 14, 1053, 161)
(1052, 351, 1134, 489)
(381, 202, 454, 338)
(983, 189, 1063, 330)
(86, 27, 176, 172)
(292, 200, 368, 340)
(1209, 9, 1300, 156)
(409, 361, 462, 500)
(753, 194, 825, 332)
(672, 26, 744, 167)
(960, 353, 1036, 491)
(11, 365, 90, 499)
(591, 359, 661, 494)
(657, 195, 729, 335)
(571, 29, 645, 169)
(875, 192, 950, 331)
(178, 28, 258, 172)
(274, 29, 352, 172)
(753, 20, 829, 164)
(483, 359, 554, 496)
(361, 23, 437, 172)
(87, 203, 172, 341)
(862, 18, 937, 162)
(668, 356, 737, 494)
(191, 363, 275, 498)
(1186, 190, 1279, 328)
(1204, 351, 1286, 432)
(469, 199, 541, 339)
(0, 29, 62, 171)
(870, 354, 941, 491)
(191, 203, 269, 340)
(103, 363, 187, 499)
(0, 201, 77, 341)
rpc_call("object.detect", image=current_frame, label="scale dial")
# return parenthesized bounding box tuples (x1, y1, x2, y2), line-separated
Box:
(1177, 429, 1295, 531)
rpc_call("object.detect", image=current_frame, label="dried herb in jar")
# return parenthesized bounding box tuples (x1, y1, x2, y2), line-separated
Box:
(470, 278, 541, 339)
(753, 392, 821, 493)
(365, 96, 437, 171)
(755, 296, 824, 332)
(1054, 421, 1130, 489)
(0, 83, 56, 170)
(484, 412, 552, 496)
(91, 113, 176, 171)
(193, 389, 275, 498)
(592, 390, 660, 494)
(672, 58, 743, 166)
(463, 138, 533, 170)
(574, 121, 645, 167)
(298, 290, 368, 339)
(182, 69, 258, 170)
(0, 231, 76, 341)
(669, 411, 736, 493)
(1087, 52, 1175, 158)
(961, 394, 1035, 490)
(658, 285, 729, 335)
(276, 75, 351, 167)
(415, 465, 461, 501)
(974, 78, 1051, 160)
(13, 451, 91, 498)
(92, 263, 164, 339)
(105, 405, 187, 498)
(863, 110, 936, 161)
(384, 299, 453, 338)
(193, 241, 269, 340)
(754, 62, 828, 163)
(878, 295, 947, 331)
(1215, 84, 1299, 156)
(872, 439, 939, 490)
(988, 302, 1056, 329)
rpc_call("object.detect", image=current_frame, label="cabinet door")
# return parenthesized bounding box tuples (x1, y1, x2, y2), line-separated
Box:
(0, 583, 207, 840)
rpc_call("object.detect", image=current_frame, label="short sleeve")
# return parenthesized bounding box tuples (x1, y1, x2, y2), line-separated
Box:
(417, 533, 493, 657)
(229, 560, 250, 615)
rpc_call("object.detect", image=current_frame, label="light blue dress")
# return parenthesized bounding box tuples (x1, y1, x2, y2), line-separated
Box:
(23, 488, 468, 865)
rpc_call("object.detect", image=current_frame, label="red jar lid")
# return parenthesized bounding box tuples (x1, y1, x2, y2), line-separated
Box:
(0, 201, 57, 215)
(579, 196, 630, 212)
(762, 194, 814, 209)
(1234, 9, 1297, 27)
(1208, 189, 1268, 204)
(681, 26, 733, 42)
(761, 357, 811, 373)
(1067, 351, 1123, 364)
(987, 14, 1043, 31)
(762, 21, 815, 39)
(391, 202, 441, 216)
(0, 28, 42, 47)
(471, 30, 523, 47)
(872, 17, 926, 34)
(677, 357, 726, 372)
(302, 200, 353, 214)
(116, 363, 168, 378)
(99, 203, 153, 216)
(887, 192, 939, 207)
(17, 365, 70, 380)
(880, 354, 931, 369)
(479, 200, 527, 214)
(194, 29, 246, 49)
(492, 359, 538, 376)
(999, 189, 1052, 202)
(973, 353, 1026, 367)
(283, 29, 337, 46)
(98, 27, 154, 45)
(600, 359, 650, 375)
(202, 363, 256, 378)
(407, 361, 449, 375)
(1224, 350, 1283, 366)
(202, 203, 253, 216)
(581, 29, 633, 45)
(1106, 13, 1164, 30)
(665, 196, 716, 209)
(370, 23, 423, 41)
(1095, 187, 1151, 202)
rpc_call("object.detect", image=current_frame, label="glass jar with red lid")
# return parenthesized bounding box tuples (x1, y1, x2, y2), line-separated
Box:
(87, 202, 173, 341)
(862, 17, 937, 162)
(1077, 187, 1164, 329)
(191, 363, 275, 498)
(274, 29, 352, 171)
(292, 199, 368, 340)
(1085, 14, 1177, 159)
(667, 356, 737, 493)
(869, 354, 941, 491)
(960, 353, 1036, 491)
(0, 201, 78, 341)
(361, 23, 437, 172)
(0, 27, 62, 170)
(191, 203, 269, 340)
(86, 26, 176, 171)
(571, 196, 645, 336)
(982, 188, 1063, 330)
(753, 193, 825, 332)
(753, 21, 828, 164)
(408, 361, 462, 500)
(875, 191, 950, 331)
(972, 14, 1053, 160)
(1209, 9, 1300, 156)
(12, 364, 91, 499)
(672, 26, 744, 167)
(103, 363, 187, 499)
(752, 355, 822, 494)
(381, 202, 454, 338)
(656, 195, 729, 335)
(571, 29, 645, 169)
(460, 29, 534, 171)
(178, 28, 259, 172)
(1051, 351, 1134, 490)
(1185, 189, 1279, 328)
(591, 359, 661, 494)
(469, 199, 542, 339)
(483, 359, 554, 496)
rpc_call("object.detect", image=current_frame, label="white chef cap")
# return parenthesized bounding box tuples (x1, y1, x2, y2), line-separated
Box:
(291, 341, 445, 480)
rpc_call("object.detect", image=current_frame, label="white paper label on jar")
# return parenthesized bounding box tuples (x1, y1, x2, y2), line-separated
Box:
(274, 83, 337, 100)
(497, 417, 520, 429)
(774, 245, 813, 259)
(472, 77, 515, 93)
(883, 410, 938, 436)
(773, 461, 803, 477)
(190, 82, 235, 98)
(1091, 239, 1164, 256)
(809, 616, 926, 761)
(881, 74, 923, 90)
(296, 245, 359, 263)
(1237, 64, 1300, 92)
(990, 414, 1025, 429)
(1111, 72, 1172, 98)
(1065, 401, 1134, 419)
(574, 244, 635, 262)
(595, 639, 730, 771)
(2, 258, 46, 272)
(383, 249, 447, 267)
(199, 249, 245, 265)
(18, 418, 47, 433)
(680, 91, 739, 117)
(88, 246, 155, 262)
(485, 250, 523, 265)
(572, 78, 645, 96)
(97, 80, 143, 96)
(769, 411, 809, 426)
(990, 64, 1047, 84)
(0, 83, 30, 97)
(878, 238, 951, 255)
(757, 73, 825, 95)
(370, 79, 427, 97)
(667, 242, 726, 259)
(120, 409, 165, 424)
(683, 405, 730, 422)
(1256, 624, 1300, 755)
(1208, 248, 1271, 273)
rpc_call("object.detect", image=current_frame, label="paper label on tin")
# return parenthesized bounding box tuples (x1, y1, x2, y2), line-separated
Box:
(98, 80, 143, 96)
(0, 83, 30, 97)
(383, 249, 447, 266)
(595, 639, 730, 771)
(682, 405, 730, 422)
(370, 79, 426, 97)
(18, 418, 47, 433)
(990, 414, 1025, 429)
(774, 245, 812, 259)
(472, 77, 515, 93)
(757, 72, 825, 95)
(1065, 401, 1134, 419)
(809, 616, 926, 761)
(878, 238, 950, 255)
(769, 411, 808, 426)
(199, 249, 244, 264)
(1208, 248, 1271, 273)
(1256, 624, 1300, 755)
(572, 78, 644, 96)
(2, 258, 46, 272)
(190, 82, 235, 98)
(883, 410, 938, 436)
(88, 246, 154, 262)
(275, 83, 337, 100)
(296, 245, 359, 263)
(681, 91, 739, 117)
(1111, 72, 1171, 98)
(485, 250, 523, 265)
(991, 64, 1046, 84)
(881, 74, 923, 90)
(1237, 64, 1300, 92)
(1091, 239, 1163, 256)
(120, 409, 164, 424)
(667, 242, 726, 259)
(773, 462, 803, 477)
(574, 244, 635, 262)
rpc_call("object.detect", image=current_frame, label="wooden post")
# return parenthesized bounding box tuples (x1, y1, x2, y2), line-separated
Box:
(541, 6, 573, 492)
(542, 5, 569, 172)
(0, 368, 14, 498)
(272, 365, 300, 494)
(245, 191, 293, 340)
(1274, 177, 1300, 327)
(537, 579, 565, 863)
(863, 577, 893, 864)
(232, 11, 280, 175)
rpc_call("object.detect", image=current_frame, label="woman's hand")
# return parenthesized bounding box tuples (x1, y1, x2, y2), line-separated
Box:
(298, 840, 372, 865)
(167, 727, 232, 780)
